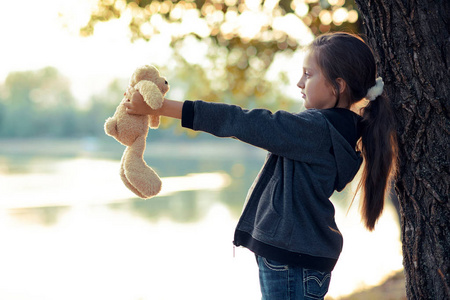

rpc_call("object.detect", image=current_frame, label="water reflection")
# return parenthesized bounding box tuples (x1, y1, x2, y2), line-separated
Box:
(0, 140, 402, 299)
(114, 192, 207, 223)
(7, 206, 71, 226)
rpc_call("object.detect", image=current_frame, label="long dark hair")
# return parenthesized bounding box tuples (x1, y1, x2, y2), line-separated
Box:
(309, 32, 398, 230)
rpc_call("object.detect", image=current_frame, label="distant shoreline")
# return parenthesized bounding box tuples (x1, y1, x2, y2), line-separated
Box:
(0, 137, 267, 160)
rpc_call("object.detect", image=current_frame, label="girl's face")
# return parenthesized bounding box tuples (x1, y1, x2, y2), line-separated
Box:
(297, 51, 337, 110)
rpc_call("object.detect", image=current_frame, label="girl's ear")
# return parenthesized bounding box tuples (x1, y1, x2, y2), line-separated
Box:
(335, 78, 347, 95)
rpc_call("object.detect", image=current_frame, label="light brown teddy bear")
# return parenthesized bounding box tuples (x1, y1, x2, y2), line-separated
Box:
(104, 65, 169, 199)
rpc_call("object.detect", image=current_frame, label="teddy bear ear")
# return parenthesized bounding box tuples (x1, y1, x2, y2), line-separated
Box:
(135, 80, 164, 110)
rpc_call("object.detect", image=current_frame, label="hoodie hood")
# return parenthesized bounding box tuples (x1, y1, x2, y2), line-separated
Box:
(321, 109, 363, 191)
(328, 124, 363, 191)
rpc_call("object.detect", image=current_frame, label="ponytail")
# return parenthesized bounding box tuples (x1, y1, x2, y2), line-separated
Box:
(310, 32, 399, 230)
(358, 94, 398, 231)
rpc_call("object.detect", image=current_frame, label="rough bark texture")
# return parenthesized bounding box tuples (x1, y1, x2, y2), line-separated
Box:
(354, 0, 450, 299)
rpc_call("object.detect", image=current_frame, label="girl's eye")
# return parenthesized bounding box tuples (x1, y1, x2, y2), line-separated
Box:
(304, 72, 311, 78)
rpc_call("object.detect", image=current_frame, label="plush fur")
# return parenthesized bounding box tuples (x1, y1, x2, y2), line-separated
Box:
(104, 65, 169, 198)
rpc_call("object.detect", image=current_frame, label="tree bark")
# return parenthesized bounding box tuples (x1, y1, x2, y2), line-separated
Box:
(355, 0, 450, 299)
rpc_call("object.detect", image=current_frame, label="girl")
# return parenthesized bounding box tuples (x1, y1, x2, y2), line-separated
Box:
(124, 32, 398, 300)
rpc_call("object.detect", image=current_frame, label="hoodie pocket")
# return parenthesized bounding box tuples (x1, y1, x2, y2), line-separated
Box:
(254, 177, 281, 236)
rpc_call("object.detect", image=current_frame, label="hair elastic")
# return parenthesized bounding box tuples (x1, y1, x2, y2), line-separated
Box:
(365, 77, 384, 101)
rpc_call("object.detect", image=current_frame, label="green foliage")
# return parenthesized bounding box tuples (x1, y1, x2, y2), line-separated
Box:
(0, 68, 119, 139)
(81, 0, 362, 111)
(0, 67, 80, 138)
(165, 48, 298, 135)
(0, 61, 297, 139)
(79, 79, 125, 137)
(82, 0, 361, 41)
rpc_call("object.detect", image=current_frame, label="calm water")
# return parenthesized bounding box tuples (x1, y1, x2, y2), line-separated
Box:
(0, 139, 403, 299)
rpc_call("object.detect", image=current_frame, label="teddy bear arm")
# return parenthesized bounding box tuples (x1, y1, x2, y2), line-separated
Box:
(149, 115, 161, 129)
(104, 117, 118, 137)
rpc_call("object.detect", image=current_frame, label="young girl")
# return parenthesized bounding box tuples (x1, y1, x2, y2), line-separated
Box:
(124, 32, 398, 300)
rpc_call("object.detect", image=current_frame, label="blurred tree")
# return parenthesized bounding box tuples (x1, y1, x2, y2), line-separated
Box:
(81, 0, 362, 108)
(0, 67, 81, 137)
(81, 0, 362, 41)
(81, 78, 126, 137)
(355, 1, 449, 299)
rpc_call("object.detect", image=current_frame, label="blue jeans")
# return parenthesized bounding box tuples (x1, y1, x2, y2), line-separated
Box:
(256, 255, 331, 300)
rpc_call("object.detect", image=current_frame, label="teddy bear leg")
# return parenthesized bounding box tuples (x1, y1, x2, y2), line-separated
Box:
(120, 148, 147, 198)
(123, 136, 162, 198)
(149, 115, 160, 129)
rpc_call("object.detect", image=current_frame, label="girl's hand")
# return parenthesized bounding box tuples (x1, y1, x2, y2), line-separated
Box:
(123, 90, 156, 115)
(124, 88, 183, 120)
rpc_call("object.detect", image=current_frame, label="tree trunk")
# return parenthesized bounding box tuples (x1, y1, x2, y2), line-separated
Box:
(354, 0, 450, 299)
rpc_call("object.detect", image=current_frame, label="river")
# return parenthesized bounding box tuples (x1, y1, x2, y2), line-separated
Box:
(0, 138, 403, 299)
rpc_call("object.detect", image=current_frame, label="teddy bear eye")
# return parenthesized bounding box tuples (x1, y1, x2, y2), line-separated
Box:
(164, 80, 168, 85)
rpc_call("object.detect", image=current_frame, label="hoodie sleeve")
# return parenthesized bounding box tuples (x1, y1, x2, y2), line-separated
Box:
(181, 100, 329, 162)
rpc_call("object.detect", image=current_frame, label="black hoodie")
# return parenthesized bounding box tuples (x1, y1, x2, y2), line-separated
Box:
(182, 100, 363, 272)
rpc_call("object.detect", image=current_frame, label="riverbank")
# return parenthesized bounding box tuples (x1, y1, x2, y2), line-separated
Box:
(329, 270, 406, 300)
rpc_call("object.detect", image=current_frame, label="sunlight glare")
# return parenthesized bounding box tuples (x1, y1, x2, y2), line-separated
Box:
(160, 173, 231, 196)
(245, 0, 263, 11)
(263, 0, 280, 11)
(0, 158, 231, 209)
(272, 13, 313, 45)
(347, 9, 359, 23)
(332, 7, 348, 26)
(181, 9, 211, 38)
(319, 10, 332, 25)
(206, 10, 225, 25)
(238, 10, 269, 39)
(294, 3, 309, 18)
(225, 0, 238, 6)
(177, 35, 210, 66)
(57, 0, 97, 34)
(0, 0, 176, 107)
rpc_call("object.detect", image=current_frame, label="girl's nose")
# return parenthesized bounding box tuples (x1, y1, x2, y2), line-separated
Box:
(297, 78, 305, 89)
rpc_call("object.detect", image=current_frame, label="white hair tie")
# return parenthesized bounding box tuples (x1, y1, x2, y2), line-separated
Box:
(365, 77, 384, 101)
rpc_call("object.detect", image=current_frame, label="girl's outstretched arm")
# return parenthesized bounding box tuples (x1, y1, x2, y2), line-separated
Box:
(124, 90, 183, 119)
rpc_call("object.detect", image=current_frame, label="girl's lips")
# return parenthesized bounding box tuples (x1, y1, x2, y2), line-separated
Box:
(301, 92, 306, 99)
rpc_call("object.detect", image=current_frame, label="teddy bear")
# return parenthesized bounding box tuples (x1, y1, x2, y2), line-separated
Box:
(104, 65, 169, 199)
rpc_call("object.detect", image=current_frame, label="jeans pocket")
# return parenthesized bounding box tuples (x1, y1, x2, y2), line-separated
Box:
(303, 268, 331, 300)
(261, 257, 289, 271)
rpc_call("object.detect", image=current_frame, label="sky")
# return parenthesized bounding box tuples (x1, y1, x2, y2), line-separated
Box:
(0, 0, 309, 108)
(0, 0, 174, 106)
